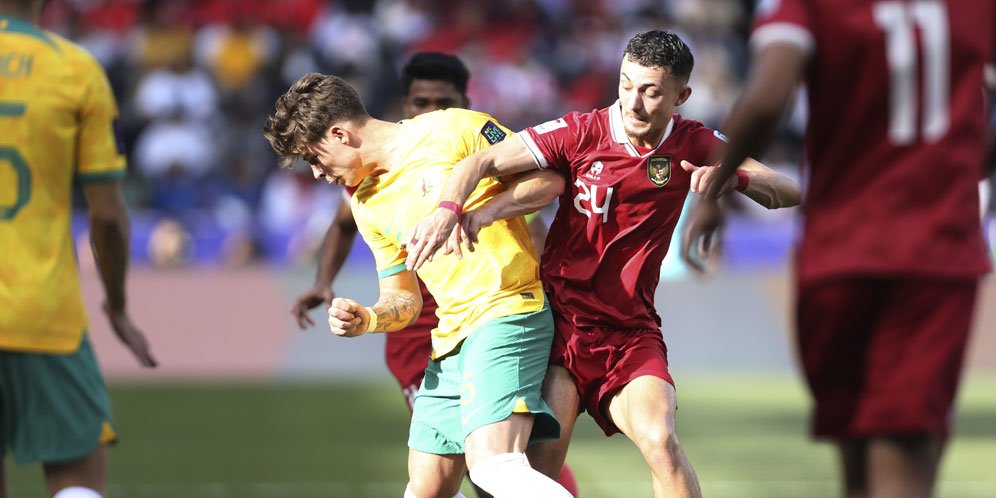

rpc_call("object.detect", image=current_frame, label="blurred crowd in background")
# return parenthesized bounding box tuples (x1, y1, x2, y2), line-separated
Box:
(46, 0, 990, 267)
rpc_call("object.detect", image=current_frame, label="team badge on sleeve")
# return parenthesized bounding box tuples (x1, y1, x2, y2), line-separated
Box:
(481, 121, 507, 145)
(647, 155, 672, 187)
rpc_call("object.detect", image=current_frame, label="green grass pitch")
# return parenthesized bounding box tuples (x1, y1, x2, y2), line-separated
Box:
(6, 375, 995, 497)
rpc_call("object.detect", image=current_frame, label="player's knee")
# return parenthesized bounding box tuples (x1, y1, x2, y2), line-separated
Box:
(635, 426, 683, 469)
(526, 440, 567, 478)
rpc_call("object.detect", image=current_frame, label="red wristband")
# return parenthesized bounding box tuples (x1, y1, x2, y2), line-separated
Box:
(438, 201, 462, 216)
(735, 171, 750, 192)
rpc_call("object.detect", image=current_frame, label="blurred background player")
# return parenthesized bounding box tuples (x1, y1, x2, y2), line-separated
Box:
(683, 1, 995, 497)
(407, 30, 801, 498)
(0, 1, 156, 498)
(289, 51, 577, 497)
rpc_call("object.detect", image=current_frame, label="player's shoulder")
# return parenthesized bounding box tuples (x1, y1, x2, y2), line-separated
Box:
(411, 108, 497, 127)
(40, 30, 107, 77)
(668, 114, 726, 157)
(672, 114, 720, 138)
(532, 107, 603, 134)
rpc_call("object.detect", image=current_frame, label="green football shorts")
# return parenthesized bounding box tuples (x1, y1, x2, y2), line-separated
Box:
(0, 334, 117, 464)
(409, 304, 560, 455)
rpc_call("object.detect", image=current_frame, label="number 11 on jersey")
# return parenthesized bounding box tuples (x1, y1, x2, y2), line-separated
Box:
(873, 1, 950, 145)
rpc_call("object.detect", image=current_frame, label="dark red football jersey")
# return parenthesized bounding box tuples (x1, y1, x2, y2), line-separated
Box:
(522, 104, 724, 329)
(753, 0, 993, 280)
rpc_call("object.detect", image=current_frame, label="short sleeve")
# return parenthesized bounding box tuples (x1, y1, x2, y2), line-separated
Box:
(751, 0, 815, 56)
(700, 127, 728, 166)
(351, 199, 407, 278)
(442, 110, 516, 160)
(76, 55, 126, 182)
(519, 111, 587, 173)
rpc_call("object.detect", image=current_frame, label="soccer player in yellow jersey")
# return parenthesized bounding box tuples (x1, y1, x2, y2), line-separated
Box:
(0, 1, 155, 497)
(263, 73, 573, 498)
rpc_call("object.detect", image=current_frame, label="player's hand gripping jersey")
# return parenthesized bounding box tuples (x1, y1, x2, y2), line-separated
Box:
(0, 17, 126, 353)
(521, 103, 725, 329)
(350, 109, 545, 358)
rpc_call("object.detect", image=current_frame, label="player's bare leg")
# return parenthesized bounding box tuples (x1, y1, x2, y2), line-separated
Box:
(404, 400, 491, 498)
(42, 446, 107, 497)
(526, 365, 581, 479)
(406, 450, 466, 498)
(837, 439, 869, 498)
(608, 375, 701, 498)
(464, 413, 572, 497)
(866, 436, 942, 498)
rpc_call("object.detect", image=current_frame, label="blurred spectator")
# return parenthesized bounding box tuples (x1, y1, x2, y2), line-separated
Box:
(51, 0, 978, 266)
(194, 15, 278, 95)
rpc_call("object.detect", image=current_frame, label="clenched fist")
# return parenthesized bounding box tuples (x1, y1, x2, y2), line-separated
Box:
(327, 297, 370, 337)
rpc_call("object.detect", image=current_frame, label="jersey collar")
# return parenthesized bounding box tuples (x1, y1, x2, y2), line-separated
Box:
(609, 100, 675, 158)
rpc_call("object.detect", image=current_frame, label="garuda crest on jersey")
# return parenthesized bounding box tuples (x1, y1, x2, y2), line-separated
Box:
(647, 155, 671, 187)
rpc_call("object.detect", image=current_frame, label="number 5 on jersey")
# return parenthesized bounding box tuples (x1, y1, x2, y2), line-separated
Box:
(0, 102, 30, 221)
(574, 179, 614, 223)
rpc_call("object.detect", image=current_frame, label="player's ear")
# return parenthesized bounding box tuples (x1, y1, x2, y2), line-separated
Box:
(675, 85, 692, 106)
(329, 126, 350, 145)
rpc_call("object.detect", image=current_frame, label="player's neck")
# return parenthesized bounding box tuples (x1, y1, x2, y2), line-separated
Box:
(626, 116, 673, 150)
(355, 118, 402, 176)
(628, 131, 663, 150)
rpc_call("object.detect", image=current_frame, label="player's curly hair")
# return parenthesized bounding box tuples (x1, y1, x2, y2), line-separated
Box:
(624, 30, 695, 83)
(262, 73, 367, 167)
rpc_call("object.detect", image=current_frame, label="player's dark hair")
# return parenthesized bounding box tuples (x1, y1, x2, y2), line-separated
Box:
(623, 30, 694, 83)
(263, 73, 367, 167)
(401, 52, 470, 96)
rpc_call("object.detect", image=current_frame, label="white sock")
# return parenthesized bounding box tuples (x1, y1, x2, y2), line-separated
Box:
(469, 452, 573, 498)
(403, 482, 466, 498)
(53, 487, 102, 498)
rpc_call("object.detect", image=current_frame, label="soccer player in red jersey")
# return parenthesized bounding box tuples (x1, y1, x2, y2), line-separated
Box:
(407, 30, 802, 498)
(289, 52, 578, 498)
(683, 1, 994, 497)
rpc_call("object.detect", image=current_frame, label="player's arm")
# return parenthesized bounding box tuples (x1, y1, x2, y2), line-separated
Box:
(84, 180, 156, 367)
(291, 196, 358, 329)
(326, 270, 423, 337)
(682, 43, 807, 272)
(406, 137, 540, 270)
(680, 157, 801, 209)
(450, 170, 564, 255)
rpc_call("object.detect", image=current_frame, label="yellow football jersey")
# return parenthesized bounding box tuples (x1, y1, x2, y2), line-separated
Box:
(351, 108, 545, 358)
(0, 16, 126, 354)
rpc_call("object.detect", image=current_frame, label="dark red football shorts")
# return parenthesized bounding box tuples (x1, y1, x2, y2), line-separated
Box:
(796, 276, 978, 440)
(384, 316, 434, 411)
(551, 312, 674, 436)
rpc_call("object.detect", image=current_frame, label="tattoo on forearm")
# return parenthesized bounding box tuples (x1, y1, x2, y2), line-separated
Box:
(372, 292, 420, 332)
